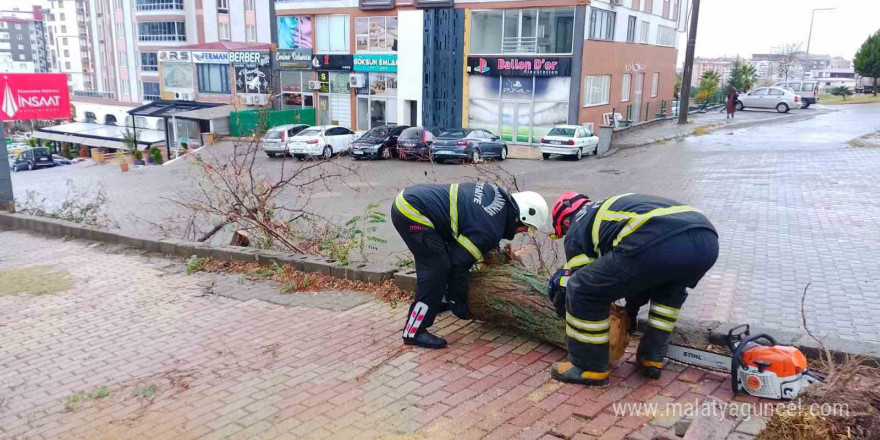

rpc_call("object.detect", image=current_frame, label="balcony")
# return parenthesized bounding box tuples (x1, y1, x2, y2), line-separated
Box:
(143, 94, 160, 102)
(501, 37, 539, 54)
(135, 0, 184, 12)
(73, 90, 117, 100)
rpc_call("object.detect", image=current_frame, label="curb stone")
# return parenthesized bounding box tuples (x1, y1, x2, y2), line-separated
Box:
(1, 211, 878, 366)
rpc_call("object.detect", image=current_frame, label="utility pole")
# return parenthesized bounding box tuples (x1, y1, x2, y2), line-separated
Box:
(678, 0, 700, 124)
(803, 7, 835, 80)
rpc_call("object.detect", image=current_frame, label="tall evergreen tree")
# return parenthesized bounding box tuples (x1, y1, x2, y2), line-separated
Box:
(854, 30, 880, 97)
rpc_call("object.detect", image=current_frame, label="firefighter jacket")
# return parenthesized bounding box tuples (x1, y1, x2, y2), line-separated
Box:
(395, 182, 519, 267)
(562, 193, 717, 273)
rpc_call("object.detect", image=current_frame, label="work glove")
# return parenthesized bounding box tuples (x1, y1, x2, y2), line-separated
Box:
(547, 268, 570, 319)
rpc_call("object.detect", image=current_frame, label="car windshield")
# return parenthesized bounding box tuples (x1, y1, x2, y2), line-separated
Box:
(264, 131, 283, 140)
(297, 129, 322, 137)
(438, 129, 468, 138)
(547, 128, 576, 137)
(364, 127, 389, 138)
(32, 148, 50, 159)
(399, 128, 421, 140)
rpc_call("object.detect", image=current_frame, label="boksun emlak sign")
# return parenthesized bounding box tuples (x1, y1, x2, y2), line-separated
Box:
(1, 73, 71, 121)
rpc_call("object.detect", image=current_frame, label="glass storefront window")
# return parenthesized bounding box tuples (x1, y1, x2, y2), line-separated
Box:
(329, 72, 349, 93)
(280, 70, 314, 110)
(501, 77, 534, 100)
(531, 102, 569, 141)
(471, 7, 574, 55)
(357, 73, 398, 130)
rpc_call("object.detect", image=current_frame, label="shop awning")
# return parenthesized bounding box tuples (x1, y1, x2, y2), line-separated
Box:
(128, 100, 223, 119)
(36, 122, 166, 150)
(172, 104, 237, 122)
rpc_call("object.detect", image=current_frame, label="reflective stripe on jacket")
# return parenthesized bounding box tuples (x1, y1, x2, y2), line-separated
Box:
(563, 193, 716, 269)
(396, 183, 518, 266)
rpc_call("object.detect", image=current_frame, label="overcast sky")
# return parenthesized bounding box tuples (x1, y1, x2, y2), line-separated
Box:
(5, 0, 879, 66)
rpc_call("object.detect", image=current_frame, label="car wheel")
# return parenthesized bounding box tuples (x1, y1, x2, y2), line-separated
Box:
(576, 148, 583, 160)
(471, 149, 481, 164)
(296, 155, 306, 161)
(499, 147, 508, 161)
(267, 153, 276, 158)
(593, 145, 599, 156)
(12, 164, 18, 172)
(803, 102, 811, 109)
(776, 103, 790, 113)
(380, 147, 391, 160)
(736, 101, 744, 111)
(322, 146, 333, 160)
(542, 153, 551, 160)
(28, 162, 34, 171)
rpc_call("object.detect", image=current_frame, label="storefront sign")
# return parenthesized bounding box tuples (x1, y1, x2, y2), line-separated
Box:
(158, 50, 191, 63)
(466, 56, 572, 77)
(277, 49, 313, 70)
(192, 51, 230, 64)
(310, 54, 353, 71)
(353, 54, 397, 73)
(0, 73, 70, 121)
(235, 66, 271, 94)
(230, 51, 270, 67)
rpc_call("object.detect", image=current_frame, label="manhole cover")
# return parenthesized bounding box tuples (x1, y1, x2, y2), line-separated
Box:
(598, 169, 623, 175)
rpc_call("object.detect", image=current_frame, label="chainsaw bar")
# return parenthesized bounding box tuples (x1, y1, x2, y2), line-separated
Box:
(664, 344, 732, 373)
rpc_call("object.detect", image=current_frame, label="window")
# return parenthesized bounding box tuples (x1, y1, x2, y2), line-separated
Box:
(15, 24, 22, 30)
(114, 0, 123, 9)
(60, 13, 65, 21)
(198, 64, 230, 93)
(626, 16, 637, 43)
(138, 22, 186, 42)
(651, 72, 659, 97)
(217, 0, 228, 13)
(768, 88, 784, 96)
(638, 21, 649, 43)
(470, 7, 574, 54)
(588, 8, 615, 41)
(245, 25, 255, 42)
(750, 88, 768, 96)
(119, 54, 127, 67)
(245, 0, 255, 11)
(656, 25, 675, 46)
(62, 37, 67, 44)
(18, 54, 25, 60)
(121, 80, 130, 95)
(584, 75, 611, 106)
(218, 22, 230, 40)
(65, 61, 70, 69)
(115, 23, 125, 38)
(135, 0, 184, 11)
(280, 70, 315, 110)
(355, 16, 398, 52)
(63, 49, 69, 57)
(316, 15, 350, 53)
(16, 34, 23, 40)
(18, 44, 25, 50)
(0, 32, 8, 39)
(143, 81, 160, 101)
(61, 25, 67, 33)
(0, 22, 6, 29)
(140, 52, 157, 71)
(621, 73, 631, 101)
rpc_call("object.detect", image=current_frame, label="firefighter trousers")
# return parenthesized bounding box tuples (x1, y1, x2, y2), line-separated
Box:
(391, 205, 467, 338)
(565, 229, 719, 372)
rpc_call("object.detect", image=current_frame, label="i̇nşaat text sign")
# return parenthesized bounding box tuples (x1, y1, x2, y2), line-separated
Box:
(0, 73, 71, 121)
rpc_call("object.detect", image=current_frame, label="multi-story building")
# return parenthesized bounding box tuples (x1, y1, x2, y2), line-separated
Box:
(690, 57, 735, 87)
(272, 0, 687, 143)
(0, 6, 49, 74)
(813, 68, 858, 93)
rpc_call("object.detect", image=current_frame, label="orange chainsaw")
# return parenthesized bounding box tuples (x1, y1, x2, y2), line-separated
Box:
(665, 325, 823, 400)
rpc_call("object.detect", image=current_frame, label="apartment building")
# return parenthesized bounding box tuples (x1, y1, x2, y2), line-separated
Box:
(0, 6, 49, 74)
(690, 57, 735, 86)
(274, 0, 687, 143)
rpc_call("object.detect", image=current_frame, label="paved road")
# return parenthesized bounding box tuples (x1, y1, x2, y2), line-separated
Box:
(9, 103, 880, 343)
(0, 230, 765, 440)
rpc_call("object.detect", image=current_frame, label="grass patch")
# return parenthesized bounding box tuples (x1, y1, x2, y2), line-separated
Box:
(185, 255, 209, 275)
(692, 125, 711, 136)
(63, 385, 110, 410)
(0, 266, 74, 295)
(818, 93, 880, 105)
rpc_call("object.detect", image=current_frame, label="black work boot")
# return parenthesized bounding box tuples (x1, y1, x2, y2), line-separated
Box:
(550, 362, 610, 388)
(637, 357, 663, 379)
(403, 330, 447, 349)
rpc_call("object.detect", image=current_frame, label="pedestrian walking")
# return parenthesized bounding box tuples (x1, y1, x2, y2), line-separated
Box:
(726, 87, 739, 118)
(546, 192, 719, 387)
(391, 183, 548, 349)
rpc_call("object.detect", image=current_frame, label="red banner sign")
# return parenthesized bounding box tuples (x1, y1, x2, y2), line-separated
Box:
(0, 73, 71, 121)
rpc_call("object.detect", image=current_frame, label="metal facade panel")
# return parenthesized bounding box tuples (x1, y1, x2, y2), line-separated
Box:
(422, 8, 464, 130)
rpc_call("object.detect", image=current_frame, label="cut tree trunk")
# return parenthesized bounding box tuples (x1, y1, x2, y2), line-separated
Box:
(468, 262, 629, 365)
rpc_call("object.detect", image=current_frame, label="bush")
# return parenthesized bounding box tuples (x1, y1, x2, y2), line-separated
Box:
(150, 147, 163, 164)
(829, 86, 853, 100)
(61, 143, 71, 159)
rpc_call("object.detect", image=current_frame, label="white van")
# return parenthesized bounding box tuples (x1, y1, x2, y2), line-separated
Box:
(773, 81, 818, 108)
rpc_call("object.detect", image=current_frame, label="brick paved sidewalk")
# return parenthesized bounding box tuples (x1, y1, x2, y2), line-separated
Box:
(0, 230, 768, 440)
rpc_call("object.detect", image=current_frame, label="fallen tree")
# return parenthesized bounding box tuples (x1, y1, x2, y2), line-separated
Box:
(468, 249, 629, 364)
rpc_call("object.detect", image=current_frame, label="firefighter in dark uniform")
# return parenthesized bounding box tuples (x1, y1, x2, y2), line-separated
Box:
(546, 192, 719, 386)
(391, 183, 548, 349)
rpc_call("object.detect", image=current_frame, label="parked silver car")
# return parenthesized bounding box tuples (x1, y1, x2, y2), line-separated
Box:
(736, 87, 801, 113)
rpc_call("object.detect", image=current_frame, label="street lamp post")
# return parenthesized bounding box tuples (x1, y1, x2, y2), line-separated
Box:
(804, 7, 835, 79)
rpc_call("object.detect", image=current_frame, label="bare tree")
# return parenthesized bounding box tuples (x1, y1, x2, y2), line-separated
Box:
(774, 42, 803, 82)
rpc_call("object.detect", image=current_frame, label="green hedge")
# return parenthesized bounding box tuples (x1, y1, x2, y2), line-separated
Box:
(229, 108, 316, 137)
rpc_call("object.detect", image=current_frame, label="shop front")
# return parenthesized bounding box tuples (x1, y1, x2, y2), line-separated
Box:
(465, 56, 572, 144)
(353, 54, 398, 130)
(278, 49, 314, 111)
(231, 51, 271, 105)
(310, 54, 353, 127)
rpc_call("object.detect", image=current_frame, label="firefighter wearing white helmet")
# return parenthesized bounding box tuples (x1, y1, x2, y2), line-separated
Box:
(391, 183, 548, 349)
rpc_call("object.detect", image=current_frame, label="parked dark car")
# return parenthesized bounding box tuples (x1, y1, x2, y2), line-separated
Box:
(351, 124, 410, 160)
(397, 127, 441, 160)
(12, 147, 54, 172)
(52, 154, 72, 165)
(431, 129, 508, 163)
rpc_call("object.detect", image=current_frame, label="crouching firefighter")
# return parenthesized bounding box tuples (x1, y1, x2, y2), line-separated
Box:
(392, 183, 548, 349)
(547, 192, 719, 386)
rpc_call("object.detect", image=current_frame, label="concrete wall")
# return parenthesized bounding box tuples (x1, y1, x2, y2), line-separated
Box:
(396, 9, 423, 127)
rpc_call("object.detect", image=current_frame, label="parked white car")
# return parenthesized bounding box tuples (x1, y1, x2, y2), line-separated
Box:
(540, 125, 599, 160)
(261, 124, 310, 157)
(288, 125, 359, 160)
(737, 87, 801, 113)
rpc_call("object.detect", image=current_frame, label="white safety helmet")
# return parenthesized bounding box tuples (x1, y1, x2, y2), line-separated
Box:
(511, 191, 549, 230)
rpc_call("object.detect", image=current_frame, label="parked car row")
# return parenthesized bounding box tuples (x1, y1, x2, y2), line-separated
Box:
(260, 123, 599, 163)
(7, 147, 76, 172)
